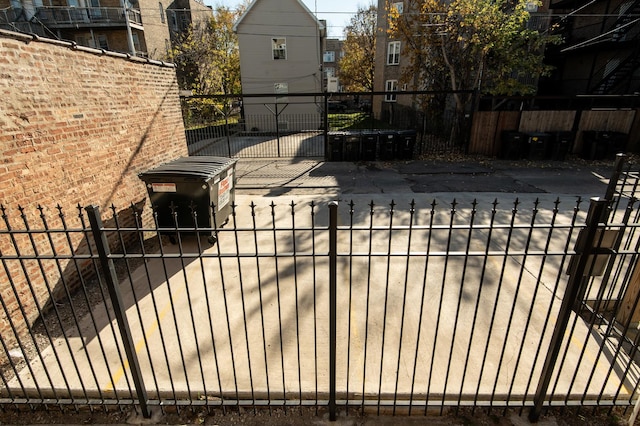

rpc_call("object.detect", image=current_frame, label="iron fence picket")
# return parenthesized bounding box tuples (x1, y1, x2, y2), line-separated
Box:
(5, 188, 640, 419)
(77, 205, 137, 407)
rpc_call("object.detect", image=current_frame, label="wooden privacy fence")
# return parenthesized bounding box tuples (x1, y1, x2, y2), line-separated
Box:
(469, 109, 639, 157)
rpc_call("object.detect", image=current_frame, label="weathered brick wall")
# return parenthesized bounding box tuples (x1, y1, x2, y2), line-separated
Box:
(0, 29, 187, 348)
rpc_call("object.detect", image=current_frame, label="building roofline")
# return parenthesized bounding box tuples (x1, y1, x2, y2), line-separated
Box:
(232, 0, 326, 32)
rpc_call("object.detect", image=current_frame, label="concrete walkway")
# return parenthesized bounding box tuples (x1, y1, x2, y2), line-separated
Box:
(6, 156, 638, 426)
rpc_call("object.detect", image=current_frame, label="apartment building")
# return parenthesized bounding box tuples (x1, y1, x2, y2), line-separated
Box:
(0, 0, 210, 58)
(324, 37, 343, 92)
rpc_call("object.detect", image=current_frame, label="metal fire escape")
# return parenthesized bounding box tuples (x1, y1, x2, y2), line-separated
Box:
(548, 0, 640, 95)
(588, 0, 640, 94)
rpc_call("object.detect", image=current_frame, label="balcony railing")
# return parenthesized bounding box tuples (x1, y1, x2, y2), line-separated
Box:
(35, 6, 142, 28)
(0, 6, 21, 23)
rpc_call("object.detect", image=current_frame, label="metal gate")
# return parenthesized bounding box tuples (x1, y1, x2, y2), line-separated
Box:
(2, 156, 640, 421)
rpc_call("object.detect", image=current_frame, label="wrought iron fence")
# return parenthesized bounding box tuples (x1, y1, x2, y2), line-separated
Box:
(2, 159, 640, 421)
(181, 91, 471, 160)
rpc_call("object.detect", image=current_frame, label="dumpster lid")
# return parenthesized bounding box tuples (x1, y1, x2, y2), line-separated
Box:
(139, 156, 237, 180)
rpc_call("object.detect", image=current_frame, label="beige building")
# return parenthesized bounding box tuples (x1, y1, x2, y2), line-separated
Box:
(323, 38, 343, 92)
(373, 0, 409, 123)
(233, 0, 325, 132)
(0, 0, 209, 58)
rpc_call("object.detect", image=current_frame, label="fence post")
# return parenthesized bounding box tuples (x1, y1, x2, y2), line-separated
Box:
(529, 197, 608, 422)
(604, 153, 627, 202)
(324, 93, 329, 161)
(85, 205, 151, 418)
(328, 201, 338, 421)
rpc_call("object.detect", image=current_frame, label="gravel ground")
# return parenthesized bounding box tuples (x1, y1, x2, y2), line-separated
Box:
(0, 404, 635, 425)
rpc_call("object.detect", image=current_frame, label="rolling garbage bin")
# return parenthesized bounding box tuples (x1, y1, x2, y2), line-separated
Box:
(501, 131, 526, 160)
(344, 131, 361, 161)
(328, 131, 345, 161)
(139, 156, 237, 243)
(396, 130, 417, 160)
(581, 131, 608, 161)
(549, 131, 574, 160)
(526, 132, 550, 161)
(360, 130, 378, 161)
(603, 131, 628, 159)
(379, 130, 396, 160)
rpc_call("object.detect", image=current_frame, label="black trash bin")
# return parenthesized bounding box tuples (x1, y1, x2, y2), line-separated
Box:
(139, 156, 237, 243)
(344, 131, 361, 161)
(396, 130, 417, 160)
(603, 131, 628, 159)
(526, 132, 550, 160)
(549, 131, 574, 160)
(360, 130, 378, 161)
(327, 131, 346, 161)
(501, 131, 526, 160)
(581, 131, 609, 160)
(379, 130, 396, 160)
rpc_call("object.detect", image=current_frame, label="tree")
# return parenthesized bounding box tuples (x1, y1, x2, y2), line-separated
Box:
(389, 0, 560, 114)
(168, 6, 243, 95)
(338, 5, 377, 92)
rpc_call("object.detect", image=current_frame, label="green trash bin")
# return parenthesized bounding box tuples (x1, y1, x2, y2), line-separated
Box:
(139, 156, 237, 243)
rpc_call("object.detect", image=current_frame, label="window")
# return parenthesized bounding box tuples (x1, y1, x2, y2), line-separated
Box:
(387, 41, 400, 65)
(96, 34, 108, 50)
(275, 82, 288, 102)
(132, 33, 141, 52)
(325, 67, 335, 77)
(159, 2, 165, 23)
(272, 38, 286, 60)
(393, 2, 403, 13)
(323, 51, 335, 62)
(169, 11, 178, 31)
(385, 80, 398, 102)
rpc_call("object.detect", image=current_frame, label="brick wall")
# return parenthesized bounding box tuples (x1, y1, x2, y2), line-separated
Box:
(0, 29, 188, 347)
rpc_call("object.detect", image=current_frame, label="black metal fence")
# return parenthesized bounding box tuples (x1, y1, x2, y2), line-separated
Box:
(2, 158, 640, 421)
(181, 92, 469, 160)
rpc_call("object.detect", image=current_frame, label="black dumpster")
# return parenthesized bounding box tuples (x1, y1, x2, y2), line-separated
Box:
(501, 131, 526, 160)
(139, 156, 237, 243)
(396, 130, 417, 160)
(360, 131, 378, 161)
(327, 131, 346, 161)
(549, 131, 574, 160)
(344, 131, 361, 161)
(526, 132, 550, 160)
(379, 130, 396, 160)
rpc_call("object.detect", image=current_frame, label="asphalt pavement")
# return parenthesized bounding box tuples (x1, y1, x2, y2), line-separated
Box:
(233, 157, 617, 200)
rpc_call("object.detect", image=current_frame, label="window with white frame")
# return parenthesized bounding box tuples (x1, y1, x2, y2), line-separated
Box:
(385, 80, 398, 102)
(387, 41, 400, 65)
(393, 2, 403, 13)
(272, 38, 287, 60)
(323, 51, 335, 62)
(325, 67, 335, 77)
